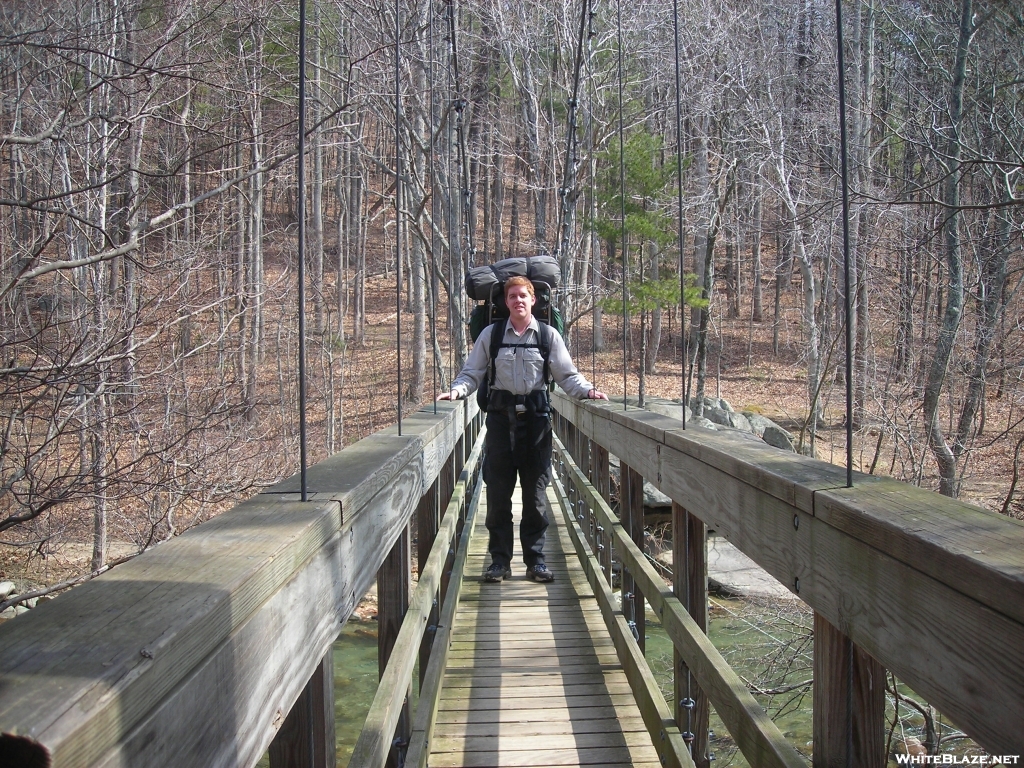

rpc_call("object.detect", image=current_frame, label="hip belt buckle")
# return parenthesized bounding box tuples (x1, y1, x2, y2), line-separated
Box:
(515, 403, 527, 419)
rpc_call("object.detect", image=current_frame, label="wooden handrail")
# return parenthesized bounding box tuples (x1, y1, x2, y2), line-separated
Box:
(552, 438, 806, 768)
(404, 436, 485, 768)
(0, 400, 479, 768)
(550, 391, 1024, 754)
(348, 430, 485, 768)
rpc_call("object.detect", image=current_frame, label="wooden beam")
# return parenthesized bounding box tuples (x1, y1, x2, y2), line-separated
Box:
(269, 649, 336, 768)
(551, 392, 1024, 753)
(622, 462, 646, 655)
(550, 462, 694, 768)
(813, 613, 886, 768)
(592, 443, 612, 581)
(553, 441, 806, 768)
(350, 434, 484, 768)
(406, 470, 484, 768)
(378, 525, 411, 768)
(673, 502, 709, 768)
(417, 480, 440, 690)
(0, 402, 478, 768)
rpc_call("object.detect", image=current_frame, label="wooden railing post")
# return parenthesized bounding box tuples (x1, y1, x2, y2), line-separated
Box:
(672, 502, 709, 768)
(454, 434, 466, 479)
(268, 649, 336, 768)
(813, 613, 886, 768)
(439, 447, 456, 607)
(417, 479, 439, 689)
(621, 462, 646, 654)
(378, 525, 411, 768)
(592, 444, 612, 581)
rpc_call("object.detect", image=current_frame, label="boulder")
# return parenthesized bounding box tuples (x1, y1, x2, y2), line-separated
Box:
(742, 412, 797, 452)
(0, 581, 15, 599)
(690, 416, 718, 431)
(703, 407, 752, 432)
(644, 484, 672, 509)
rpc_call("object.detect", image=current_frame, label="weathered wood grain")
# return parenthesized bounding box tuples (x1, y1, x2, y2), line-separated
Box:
(550, 462, 694, 768)
(350, 434, 485, 768)
(427, 482, 665, 768)
(268, 650, 335, 768)
(430, 716, 649, 739)
(813, 612, 885, 768)
(406, 450, 484, 768)
(0, 401, 476, 768)
(554, 440, 806, 768)
(674, 502, 710, 768)
(551, 391, 1024, 754)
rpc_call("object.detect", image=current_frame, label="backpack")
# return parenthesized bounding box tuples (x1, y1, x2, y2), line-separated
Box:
(465, 256, 566, 409)
(476, 318, 556, 410)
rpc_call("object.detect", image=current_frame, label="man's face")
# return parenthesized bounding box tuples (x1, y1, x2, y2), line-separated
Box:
(505, 285, 536, 322)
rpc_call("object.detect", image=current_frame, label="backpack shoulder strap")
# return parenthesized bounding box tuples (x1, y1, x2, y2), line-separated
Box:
(487, 319, 505, 387)
(487, 320, 554, 388)
(537, 322, 553, 385)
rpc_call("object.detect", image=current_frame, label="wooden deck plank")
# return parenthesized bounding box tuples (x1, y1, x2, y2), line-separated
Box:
(431, 729, 657, 752)
(428, 746, 660, 767)
(428, 483, 661, 768)
(431, 717, 648, 738)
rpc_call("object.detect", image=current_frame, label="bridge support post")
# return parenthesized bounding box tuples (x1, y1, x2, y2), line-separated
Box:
(440, 447, 456, 609)
(268, 649, 336, 768)
(672, 502, 709, 768)
(592, 443, 612, 581)
(813, 612, 886, 768)
(621, 462, 645, 654)
(378, 524, 412, 768)
(417, 479, 440, 689)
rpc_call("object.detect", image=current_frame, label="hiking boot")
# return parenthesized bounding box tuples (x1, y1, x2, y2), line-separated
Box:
(483, 562, 512, 582)
(526, 563, 554, 583)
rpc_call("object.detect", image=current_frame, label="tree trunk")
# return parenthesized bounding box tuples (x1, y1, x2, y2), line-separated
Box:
(922, 0, 973, 497)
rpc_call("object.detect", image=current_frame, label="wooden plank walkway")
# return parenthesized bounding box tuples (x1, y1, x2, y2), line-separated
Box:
(428, 482, 661, 768)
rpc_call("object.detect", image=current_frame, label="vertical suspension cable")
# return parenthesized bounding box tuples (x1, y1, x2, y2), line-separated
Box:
(588, 1, 598, 386)
(429, 0, 438, 411)
(670, 0, 694, 749)
(446, 0, 474, 266)
(616, 0, 627, 410)
(555, 0, 591, 264)
(445, 0, 455, 379)
(297, 0, 309, 501)
(835, 0, 856, 762)
(395, 0, 404, 435)
(672, 0, 686, 430)
(835, 0, 853, 489)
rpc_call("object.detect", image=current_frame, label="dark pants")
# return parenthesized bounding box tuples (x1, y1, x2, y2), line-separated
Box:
(482, 406, 552, 569)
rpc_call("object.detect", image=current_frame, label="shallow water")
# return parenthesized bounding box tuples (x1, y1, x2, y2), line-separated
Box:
(256, 620, 380, 768)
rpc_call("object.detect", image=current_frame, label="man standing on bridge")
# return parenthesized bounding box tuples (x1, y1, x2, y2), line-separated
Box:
(438, 276, 608, 584)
